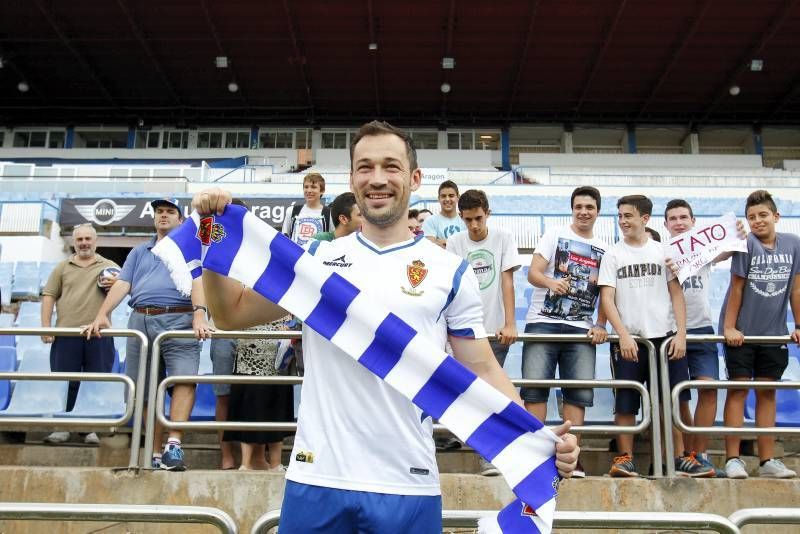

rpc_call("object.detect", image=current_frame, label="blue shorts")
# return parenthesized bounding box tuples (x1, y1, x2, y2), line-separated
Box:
(521, 322, 596, 407)
(210, 338, 236, 396)
(610, 336, 690, 416)
(489, 339, 510, 367)
(686, 326, 719, 380)
(279, 481, 442, 534)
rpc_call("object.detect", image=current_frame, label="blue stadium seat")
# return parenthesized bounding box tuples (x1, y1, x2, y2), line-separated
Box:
(54, 379, 126, 419)
(0, 335, 14, 348)
(0, 313, 15, 328)
(0, 346, 17, 410)
(11, 274, 40, 299)
(38, 262, 58, 290)
(0, 346, 67, 417)
(745, 386, 800, 427)
(163, 377, 216, 421)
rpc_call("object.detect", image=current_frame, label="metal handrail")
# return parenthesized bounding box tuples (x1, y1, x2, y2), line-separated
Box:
(0, 327, 149, 469)
(672, 381, 800, 435)
(0, 372, 134, 427)
(0, 502, 237, 533)
(145, 331, 662, 474)
(728, 508, 800, 528)
(251, 509, 740, 533)
(660, 334, 794, 477)
(155, 376, 649, 435)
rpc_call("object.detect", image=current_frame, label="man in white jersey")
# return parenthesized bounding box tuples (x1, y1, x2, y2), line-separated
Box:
(194, 121, 579, 533)
(447, 188, 521, 476)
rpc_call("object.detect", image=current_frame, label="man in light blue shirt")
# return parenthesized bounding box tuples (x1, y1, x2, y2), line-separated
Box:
(87, 198, 212, 471)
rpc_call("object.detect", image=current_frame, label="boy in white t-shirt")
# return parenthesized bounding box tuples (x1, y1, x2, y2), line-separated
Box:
(422, 180, 466, 248)
(281, 172, 334, 246)
(599, 195, 714, 478)
(523, 186, 609, 478)
(447, 190, 521, 475)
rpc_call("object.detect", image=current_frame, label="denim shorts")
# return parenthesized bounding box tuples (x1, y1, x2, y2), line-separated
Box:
(489, 339, 511, 368)
(521, 322, 596, 407)
(125, 311, 200, 398)
(210, 338, 236, 396)
(686, 326, 720, 380)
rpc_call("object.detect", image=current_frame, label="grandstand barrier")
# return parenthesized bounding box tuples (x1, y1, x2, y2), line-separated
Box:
(251, 509, 741, 533)
(661, 334, 796, 478)
(728, 508, 800, 529)
(0, 502, 237, 533)
(0, 327, 148, 469)
(144, 331, 662, 475)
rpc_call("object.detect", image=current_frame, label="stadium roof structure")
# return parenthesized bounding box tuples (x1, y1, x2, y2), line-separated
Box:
(1, 0, 799, 126)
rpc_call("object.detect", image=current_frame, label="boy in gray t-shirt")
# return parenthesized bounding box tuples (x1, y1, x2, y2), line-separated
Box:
(721, 190, 800, 480)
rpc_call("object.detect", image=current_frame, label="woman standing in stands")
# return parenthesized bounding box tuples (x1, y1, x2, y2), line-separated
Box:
(224, 317, 295, 471)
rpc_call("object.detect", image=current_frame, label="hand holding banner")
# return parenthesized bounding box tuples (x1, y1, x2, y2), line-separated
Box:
(665, 212, 747, 284)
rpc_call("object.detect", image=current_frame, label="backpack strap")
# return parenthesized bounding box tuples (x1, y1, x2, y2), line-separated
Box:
(321, 205, 331, 233)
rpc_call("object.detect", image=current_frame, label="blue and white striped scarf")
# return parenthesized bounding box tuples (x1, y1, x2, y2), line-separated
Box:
(153, 205, 561, 533)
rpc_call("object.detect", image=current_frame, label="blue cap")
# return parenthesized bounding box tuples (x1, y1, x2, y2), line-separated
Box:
(150, 197, 181, 212)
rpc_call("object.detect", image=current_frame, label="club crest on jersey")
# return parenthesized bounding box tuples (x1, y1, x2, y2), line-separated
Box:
(402, 259, 427, 296)
(520, 502, 538, 517)
(197, 216, 226, 246)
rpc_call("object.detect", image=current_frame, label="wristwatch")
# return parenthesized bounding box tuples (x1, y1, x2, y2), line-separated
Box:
(193, 305, 208, 314)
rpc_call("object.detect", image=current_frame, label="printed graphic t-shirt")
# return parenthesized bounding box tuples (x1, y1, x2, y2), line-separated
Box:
(422, 213, 466, 241)
(526, 227, 606, 330)
(720, 232, 800, 336)
(282, 205, 326, 246)
(447, 228, 521, 334)
(598, 238, 676, 339)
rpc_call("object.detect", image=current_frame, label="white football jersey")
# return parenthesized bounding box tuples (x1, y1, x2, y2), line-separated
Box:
(286, 232, 487, 495)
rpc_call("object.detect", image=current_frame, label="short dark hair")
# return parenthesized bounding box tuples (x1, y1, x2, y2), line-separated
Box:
(664, 199, 694, 220)
(458, 189, 490, 213)
(571, 186, 601, 211)
(418, 208, 433, 216)
(408, 208, 419, 219)
(350, 121, 418, 172)
(329, 192, 358, 228)
(438, 180, 459, 196)
(745, 189, 778, 215)
(645, 227, 661, 242)
(617, 195, 653, 216)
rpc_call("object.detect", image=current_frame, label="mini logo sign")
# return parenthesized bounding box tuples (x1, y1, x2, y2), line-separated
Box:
(196, 216, 227, 245)
(75, 199, 136, 226)
(402, 259, 427, 296)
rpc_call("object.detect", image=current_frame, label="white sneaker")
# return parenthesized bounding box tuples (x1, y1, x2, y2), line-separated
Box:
(83, 432, 100, 445)
(758, 459, 797, 479)
(43, 431, 70, 444)
(724, 457, 749, 479)
(269, 464, 287, 473)
(479, 458, 500, 476)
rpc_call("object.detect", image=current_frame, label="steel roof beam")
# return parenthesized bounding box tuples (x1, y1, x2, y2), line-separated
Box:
(116, 0, 182, 106)
(574, 0, 628, 114)
(32, 0, 116, 107)
(699, 0, 797, 123)
(281, 0, 315, 122)
(505, 0, 541, 119)
(636, 0, 713, 118)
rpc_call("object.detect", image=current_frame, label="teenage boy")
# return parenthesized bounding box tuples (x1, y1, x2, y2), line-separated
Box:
(523, 186, 608, 478)
(447, 189, 521, 476)
(664, 199, 744, 476)
(313, 192, 363, 242)
(599, 195, 714, 478)
(721, 189, 800, 479)
(282, 173, 334, 246)
(422, 180, 465, 247)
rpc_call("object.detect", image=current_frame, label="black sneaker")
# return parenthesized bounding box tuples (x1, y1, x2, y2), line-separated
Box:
(675, 453, 715, 478)
(609, 454, 638, 477)
(160, 444, 186, 471)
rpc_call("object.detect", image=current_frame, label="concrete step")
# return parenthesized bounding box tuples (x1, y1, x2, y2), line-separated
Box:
(0, 466, 798, 533)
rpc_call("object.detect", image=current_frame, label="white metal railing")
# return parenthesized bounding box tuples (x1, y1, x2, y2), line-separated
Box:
(144, 331, 662, 475)
(0, 503, 237, 533)
(662, 334, 797, 478)
(0, 327, 149, 468)
(250, 509, 742, 533)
